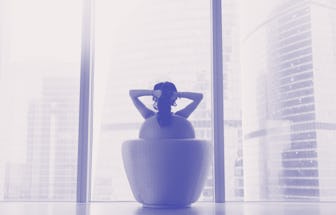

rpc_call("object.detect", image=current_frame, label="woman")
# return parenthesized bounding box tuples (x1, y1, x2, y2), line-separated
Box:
(129, 81, 203, 139)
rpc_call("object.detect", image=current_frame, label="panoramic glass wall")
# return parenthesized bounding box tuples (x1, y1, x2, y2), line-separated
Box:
(91, 0, 213, 201)
(1, 0, 336, 203)
(0, 0, 82, 200)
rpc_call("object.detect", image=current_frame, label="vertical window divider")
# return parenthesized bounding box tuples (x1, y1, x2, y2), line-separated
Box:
(77, 0, 95, 203)
(211, 0, 225, 202)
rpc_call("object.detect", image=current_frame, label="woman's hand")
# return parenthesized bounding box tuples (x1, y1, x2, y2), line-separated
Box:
(153, 90, 162, 99)
(174, 92, 203, 118)
(171, 92, 178, 101)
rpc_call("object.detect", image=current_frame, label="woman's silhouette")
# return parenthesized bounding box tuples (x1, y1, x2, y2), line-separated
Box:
(129, 81, 203, 139)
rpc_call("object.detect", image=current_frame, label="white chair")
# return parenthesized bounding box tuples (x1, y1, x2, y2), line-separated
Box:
(122, 139, 211, 208)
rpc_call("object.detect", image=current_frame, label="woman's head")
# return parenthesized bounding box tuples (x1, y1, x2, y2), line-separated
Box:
(153, 81, 177, 126)
(153, 82, 177, 106)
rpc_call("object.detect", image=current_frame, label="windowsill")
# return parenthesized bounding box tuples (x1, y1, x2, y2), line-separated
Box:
(0, 201, 334, 215)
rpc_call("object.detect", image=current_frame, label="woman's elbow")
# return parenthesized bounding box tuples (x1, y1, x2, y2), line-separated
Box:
(198, 93, 203, 101)
(129, 90, 135, 97)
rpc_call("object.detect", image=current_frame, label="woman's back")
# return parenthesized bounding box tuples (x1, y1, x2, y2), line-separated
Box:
(139, 114, 195, 139)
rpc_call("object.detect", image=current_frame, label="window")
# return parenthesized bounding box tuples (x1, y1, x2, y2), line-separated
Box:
(0, 0, 82, 200)
(2, 0, 336, 203)
(91, 0, 213, 201)
(222, 1, 242, 201)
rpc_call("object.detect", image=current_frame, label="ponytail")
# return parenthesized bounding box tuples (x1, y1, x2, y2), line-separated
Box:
(153, 81, 177, 126)
(156, 97, 172, 126)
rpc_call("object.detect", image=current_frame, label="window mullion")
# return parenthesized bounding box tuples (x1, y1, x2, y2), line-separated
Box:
(77, 0, 94, 203)
(212, 0, 225, 203)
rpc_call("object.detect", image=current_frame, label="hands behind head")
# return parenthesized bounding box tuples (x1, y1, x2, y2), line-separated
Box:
(153, 90, 178, 103)
(153, 90, 162, 99)
(171, 92, 178, 101)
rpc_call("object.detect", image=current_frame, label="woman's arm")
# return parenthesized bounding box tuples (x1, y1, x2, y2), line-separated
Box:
(175, 92, 203, 118)
(129, 89, 158, 119)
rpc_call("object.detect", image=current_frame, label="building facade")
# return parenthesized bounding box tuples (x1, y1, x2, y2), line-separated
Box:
(242, 0, 336, 201)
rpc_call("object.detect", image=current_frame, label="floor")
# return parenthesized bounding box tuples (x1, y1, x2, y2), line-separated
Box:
(0, 202, 335, 215)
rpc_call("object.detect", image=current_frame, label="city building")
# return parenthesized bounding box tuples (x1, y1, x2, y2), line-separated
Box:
(5, 77, 79, 200)
(242, 0, 336, 201)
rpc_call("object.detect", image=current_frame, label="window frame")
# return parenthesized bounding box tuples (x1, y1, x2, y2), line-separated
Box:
(211, 0, 225, 203)
(76, 0, 225, 203)
(77, 0, 95, 203)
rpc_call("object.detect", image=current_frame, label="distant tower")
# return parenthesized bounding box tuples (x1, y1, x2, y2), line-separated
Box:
(242, 0, 336, 200)
(25, 77, 79, 200)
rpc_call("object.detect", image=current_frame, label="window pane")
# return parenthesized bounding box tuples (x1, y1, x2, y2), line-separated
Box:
(222, 0, 243, 201)
(227, 0, 336, 201)
(0, 0, 82, 200)
(92, 0, 213, 201)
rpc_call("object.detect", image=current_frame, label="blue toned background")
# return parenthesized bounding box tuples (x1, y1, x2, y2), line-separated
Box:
(0, 0, 336, 203)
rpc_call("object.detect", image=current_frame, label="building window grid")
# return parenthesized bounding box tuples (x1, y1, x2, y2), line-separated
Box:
(277, 46, 312, 62)
(270, 53, 312, 72)
(278, 15, 311, 33)
(279, 72, 313, 85)
(280, 104, 315, 116)
(284, 147, 318, 154)
(277, 46, 311, 61)
(278, 93, 314, 105)
(277, 40, 312, 55)
(278, 23, 311, 40)
(280, 65, 313, 78)
(277, 31, 311, 47)
(278, 55, 313, 70)
(278, 7, 310, 23)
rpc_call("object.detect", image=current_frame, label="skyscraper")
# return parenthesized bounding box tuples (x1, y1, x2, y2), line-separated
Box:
(23, 77, 78, 200)
(242, 0, 336, 201)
